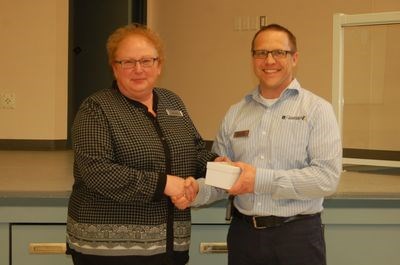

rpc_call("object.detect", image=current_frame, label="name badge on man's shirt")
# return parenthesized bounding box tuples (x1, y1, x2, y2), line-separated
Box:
(166, 109, 184, 117)
(233, 130, 249, 138)
(282, 115, 306, 120)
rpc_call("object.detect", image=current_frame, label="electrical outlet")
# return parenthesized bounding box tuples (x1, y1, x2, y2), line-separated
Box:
(0, 92, 16, 109)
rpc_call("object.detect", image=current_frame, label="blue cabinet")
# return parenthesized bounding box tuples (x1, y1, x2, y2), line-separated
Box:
(2, 197, 400, 265)
(190, 224, 229, 265)
(11, 224, 72, 265)
(323, 199, 400, 265)
(0, 223, 9, 265)
(0, 198, 70, 265)
(1, 198, 231, 265)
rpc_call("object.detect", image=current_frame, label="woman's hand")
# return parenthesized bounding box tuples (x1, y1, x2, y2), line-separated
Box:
(170, 177, 199, 210)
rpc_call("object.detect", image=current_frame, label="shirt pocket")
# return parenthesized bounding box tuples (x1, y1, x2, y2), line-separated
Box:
(272, 119, 309, 158)
(230, 131, 251, 160)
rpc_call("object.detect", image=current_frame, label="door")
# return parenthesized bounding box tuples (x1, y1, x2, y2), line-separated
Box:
(68, 0, 147, 145)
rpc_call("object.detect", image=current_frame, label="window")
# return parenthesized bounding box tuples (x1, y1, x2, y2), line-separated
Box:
(332, 12, 400, 169)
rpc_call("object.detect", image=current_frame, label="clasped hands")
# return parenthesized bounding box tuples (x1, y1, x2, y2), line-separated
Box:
(164, 175, 199, 210)
(165, 157, 256, 210)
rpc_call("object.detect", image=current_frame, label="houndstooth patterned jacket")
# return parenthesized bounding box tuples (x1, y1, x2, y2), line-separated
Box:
(66, 84, 218, 259)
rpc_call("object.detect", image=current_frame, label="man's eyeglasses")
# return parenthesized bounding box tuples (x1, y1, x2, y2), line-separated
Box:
(252, 49, 293, 60)
(114, 57, 159, 69)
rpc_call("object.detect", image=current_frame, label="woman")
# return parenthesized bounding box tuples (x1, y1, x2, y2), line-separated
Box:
(66, 23, 219, 265)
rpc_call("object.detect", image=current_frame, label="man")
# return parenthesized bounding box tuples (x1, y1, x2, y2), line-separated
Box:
(175, 23, 342, 265)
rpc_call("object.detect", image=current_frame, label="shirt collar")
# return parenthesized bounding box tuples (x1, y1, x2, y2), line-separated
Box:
(246, 78, 301, 106)
(113, 80, 159, 112)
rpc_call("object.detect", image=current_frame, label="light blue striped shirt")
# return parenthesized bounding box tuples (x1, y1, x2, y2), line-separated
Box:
(194, 79, 342, 217)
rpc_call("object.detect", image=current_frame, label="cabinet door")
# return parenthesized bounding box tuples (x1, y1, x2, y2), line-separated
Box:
(0, 224, 9, 265)
(11, 224, 72, 265)
(189, 224, 229, 265)
(326, 224, 400, 265)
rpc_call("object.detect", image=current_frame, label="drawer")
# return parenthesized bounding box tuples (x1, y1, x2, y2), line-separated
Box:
(11, 223, 229, 265)
(189, 224, 229, 265)
(11, 224, 72, 265)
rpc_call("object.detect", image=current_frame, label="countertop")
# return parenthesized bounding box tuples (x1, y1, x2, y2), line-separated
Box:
(0, 150, 399, 199)
(0, 150, 74, 198)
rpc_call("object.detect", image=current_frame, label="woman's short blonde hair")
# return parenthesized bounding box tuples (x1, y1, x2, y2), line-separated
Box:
(106, 23, 165, 66)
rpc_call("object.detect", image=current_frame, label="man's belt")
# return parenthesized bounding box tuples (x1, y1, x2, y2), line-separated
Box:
(232, 207, 320, 229)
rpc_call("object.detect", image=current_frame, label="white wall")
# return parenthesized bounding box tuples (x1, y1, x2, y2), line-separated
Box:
(0, 0, 68, 140)
(1, 0, 399, 142)
(148, 0, 400, 139)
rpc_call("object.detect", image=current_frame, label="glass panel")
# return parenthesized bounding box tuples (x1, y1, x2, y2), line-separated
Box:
(343, 24, 400, 152)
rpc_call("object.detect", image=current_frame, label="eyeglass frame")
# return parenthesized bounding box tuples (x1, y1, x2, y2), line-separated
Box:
(252, 49, 294, 60)
(114, 57, 159, 69)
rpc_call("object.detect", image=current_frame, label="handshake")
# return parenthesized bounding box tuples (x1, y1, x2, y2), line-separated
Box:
(164, 157, 257, 210)
(164, 175, 199, 210)
(164, 156, 230, 210)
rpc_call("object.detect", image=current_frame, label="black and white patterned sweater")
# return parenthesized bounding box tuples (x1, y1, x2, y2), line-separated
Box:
(66, 85, 218, 259)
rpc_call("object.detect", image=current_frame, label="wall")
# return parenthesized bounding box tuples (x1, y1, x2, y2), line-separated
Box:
(0, 0, 68, 140)
(0, 0, 399, 143)
(147, 0, 400, 140)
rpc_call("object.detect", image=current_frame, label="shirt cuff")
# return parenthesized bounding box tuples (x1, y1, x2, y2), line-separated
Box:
(191, 178, 210, 207)
(254, 168, 274, 195)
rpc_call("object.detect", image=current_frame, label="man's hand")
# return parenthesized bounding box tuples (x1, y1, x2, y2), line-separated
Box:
(228, 162, 256, 195)
(183, 177, 199, 202)
(214, 156, 231, 162)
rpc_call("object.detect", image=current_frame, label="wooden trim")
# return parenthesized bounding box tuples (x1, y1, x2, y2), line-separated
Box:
(0, 140, 69, 150)
(343, 148, 400, 161)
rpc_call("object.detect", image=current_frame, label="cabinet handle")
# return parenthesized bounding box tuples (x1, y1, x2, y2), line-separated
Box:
(28, 243, 66, 254)
(199, 242, 228, 254)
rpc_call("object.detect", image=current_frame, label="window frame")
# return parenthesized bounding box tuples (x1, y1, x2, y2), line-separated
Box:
(332, 12, 400, 167)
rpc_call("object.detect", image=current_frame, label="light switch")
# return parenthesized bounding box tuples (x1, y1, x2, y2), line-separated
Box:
(260, 16, 267, 28)
(234, 16, 241, 31)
